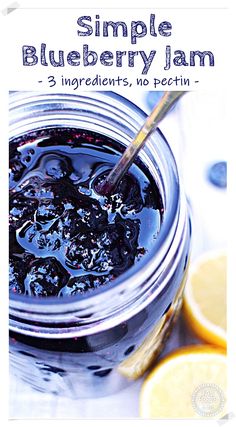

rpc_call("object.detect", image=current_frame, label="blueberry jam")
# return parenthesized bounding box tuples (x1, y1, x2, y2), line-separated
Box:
(9, 128, 163, 297)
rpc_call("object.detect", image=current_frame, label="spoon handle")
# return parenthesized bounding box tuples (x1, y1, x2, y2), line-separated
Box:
(100, 91, 185, 196)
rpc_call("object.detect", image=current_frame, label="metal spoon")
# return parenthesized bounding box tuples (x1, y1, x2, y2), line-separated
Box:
(98, 91, 186, 196)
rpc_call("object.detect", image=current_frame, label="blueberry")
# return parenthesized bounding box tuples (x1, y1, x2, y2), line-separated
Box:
(22, 180, 77, 202)
(66, 230, 113, 273)
(36, 199, 64, 223)
(52, 198, 105, 241)
(9, 194, 38, 231)
(19, 176, 44, 199)
(59, 276, 91, 295)
(98, 172, 144, 214)
(65, 216, 139, 274)
(34, 228, 62, 251)
(59, 274, 112, 296)
(24, 257, 69, 297)
(124, 345, 135, 356)
(207, 161, 227, 188)
(34, 183, 58, 200)
(93, 368, 112, 377)
(9, 256, 26, 294)
(45, 155, 71, 180)
(55, 182, 80, 201)
(18, 221, 42, 244)
(53, 210, 81, 241)
(65, 232, 96, 269)
(100, 218, 139, 275)
(75, 197, 108, 230)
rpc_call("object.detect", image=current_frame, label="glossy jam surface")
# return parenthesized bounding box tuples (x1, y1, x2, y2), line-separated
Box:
(9, 128, 163, 297)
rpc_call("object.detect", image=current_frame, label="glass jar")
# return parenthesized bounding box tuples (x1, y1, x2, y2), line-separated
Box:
(9, 91, 191, 398)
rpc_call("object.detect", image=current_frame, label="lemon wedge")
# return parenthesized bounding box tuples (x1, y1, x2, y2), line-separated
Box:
(183, 251, 227, 348)
(140, 345, 227, 419)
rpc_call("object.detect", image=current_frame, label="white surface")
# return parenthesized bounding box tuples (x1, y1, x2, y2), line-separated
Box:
(9, 90, 227, 419)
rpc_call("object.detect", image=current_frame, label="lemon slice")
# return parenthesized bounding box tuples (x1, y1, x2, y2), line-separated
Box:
(183, 251, 227, 348)
(140, 345, 227, 419)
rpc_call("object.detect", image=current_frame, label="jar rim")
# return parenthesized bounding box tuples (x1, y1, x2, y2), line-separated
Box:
(9, 91, 182, 332)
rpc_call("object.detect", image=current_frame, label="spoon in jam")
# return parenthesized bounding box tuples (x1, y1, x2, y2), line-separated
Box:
(98, 91, 186, 196)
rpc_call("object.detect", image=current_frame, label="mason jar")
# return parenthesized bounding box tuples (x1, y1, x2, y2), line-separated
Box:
(9, 91, 191, 398)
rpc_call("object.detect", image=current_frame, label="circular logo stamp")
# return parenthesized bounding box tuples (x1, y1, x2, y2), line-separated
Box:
(192, 383, 226, 417)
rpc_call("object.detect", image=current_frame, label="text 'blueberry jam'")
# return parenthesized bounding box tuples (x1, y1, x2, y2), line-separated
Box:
(9, 128, 163, 297)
